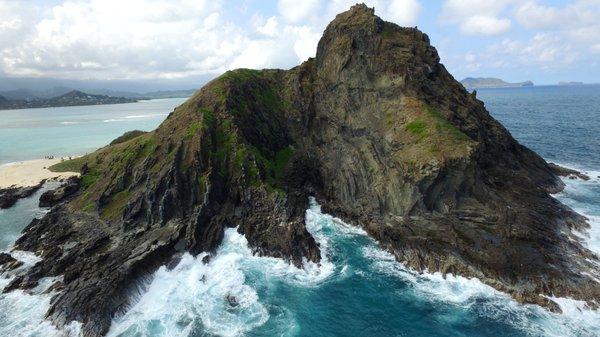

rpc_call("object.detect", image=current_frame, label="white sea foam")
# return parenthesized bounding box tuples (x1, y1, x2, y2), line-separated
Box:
(0, 250, 42, 290)
(107, 249, 268, 337)
(60, 121, 81, 125)
(361, 244, 600, 336)
(108, 202, 343, 337)
(123, 114, 168, 119)
(359, 222, 600, 337)
(0, 252, 81, 337)
(552, 163, 600, 255)
(306, 197, 367, 238)
(103, 114, 169, 123)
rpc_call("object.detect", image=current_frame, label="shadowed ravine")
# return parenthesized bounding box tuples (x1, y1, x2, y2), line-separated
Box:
(1, 4, 599, 337)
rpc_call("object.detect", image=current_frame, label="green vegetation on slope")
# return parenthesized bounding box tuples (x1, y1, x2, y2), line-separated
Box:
(49, 156, 87, 173)
(109, 130, 147, 145)
(48, 68, 298, 219)
(404, 105, 470, 143)
(405, 120, 427, 138)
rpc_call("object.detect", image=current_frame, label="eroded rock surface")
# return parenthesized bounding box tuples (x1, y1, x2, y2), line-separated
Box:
(4, 4, 600, 336)
(0, 180, 44, 209)
(38, 176, 80, 207)
(549, 162, 591, 181)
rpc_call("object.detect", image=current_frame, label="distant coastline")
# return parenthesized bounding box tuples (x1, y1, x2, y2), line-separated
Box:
(0, 90, 136, 111)
(558, 81, 585, 86)
(460, 77, 534, 90)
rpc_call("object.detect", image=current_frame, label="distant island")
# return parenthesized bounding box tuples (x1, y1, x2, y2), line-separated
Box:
(0, 90, 137, 110)
(460, 77, 534, 89)
(558, 81, 584, 86)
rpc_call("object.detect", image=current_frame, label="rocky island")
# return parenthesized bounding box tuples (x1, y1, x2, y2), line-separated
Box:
(1, 4, 599, 337)
(0, 90, 136, 110)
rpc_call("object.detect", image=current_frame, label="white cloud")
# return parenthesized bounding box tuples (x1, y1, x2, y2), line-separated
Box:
(385, 0, 422, 26)
(0, 0, 236, 79)
(289, 26, 322, 62)
(460, 15, 511, 36)
(463, 51, 480, 71)
(0, 0, 422, 80)
(257, 17, 279, 37)
(482, 33, 579, 69)
(515, 0, 598, 30)
(441, 0, 513, 35)
(514, 1, 600, 57)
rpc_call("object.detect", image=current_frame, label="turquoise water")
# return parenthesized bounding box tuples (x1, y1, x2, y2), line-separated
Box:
(0, 182, 58, 251)
(1, 87, 599, 336)
(0, 98, 187, 164)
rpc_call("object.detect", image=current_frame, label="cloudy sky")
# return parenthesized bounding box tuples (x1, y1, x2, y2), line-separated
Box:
(1, 0, 599, 86)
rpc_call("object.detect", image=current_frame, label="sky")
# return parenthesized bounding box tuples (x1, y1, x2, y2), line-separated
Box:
(0, 0, 599, 89)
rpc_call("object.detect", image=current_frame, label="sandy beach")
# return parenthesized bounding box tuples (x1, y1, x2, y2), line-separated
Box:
(0, 158, 79, 189)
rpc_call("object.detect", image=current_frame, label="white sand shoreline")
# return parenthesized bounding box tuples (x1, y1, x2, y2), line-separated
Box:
(0, 158, 79, 189)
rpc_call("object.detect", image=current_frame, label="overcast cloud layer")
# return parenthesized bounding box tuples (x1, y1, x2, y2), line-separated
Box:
(0, 0, 598, 85)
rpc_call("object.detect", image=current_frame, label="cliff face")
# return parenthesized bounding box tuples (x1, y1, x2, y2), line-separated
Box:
(4, 4, 599, 337)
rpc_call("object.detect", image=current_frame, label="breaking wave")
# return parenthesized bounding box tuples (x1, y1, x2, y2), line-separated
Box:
(103, 114, 169, 123)
(552, 163, 600, 256)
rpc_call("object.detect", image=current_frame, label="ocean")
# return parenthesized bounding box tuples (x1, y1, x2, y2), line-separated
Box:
(0, 98, 187, 165)
(0, 86, 599, 337)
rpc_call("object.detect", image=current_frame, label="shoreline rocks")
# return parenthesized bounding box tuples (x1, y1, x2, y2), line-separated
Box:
(0, 252, 23, 272)
(548, 162, 591, 181)
(0, 180, 44, 209)
(39, 176, 80, 208)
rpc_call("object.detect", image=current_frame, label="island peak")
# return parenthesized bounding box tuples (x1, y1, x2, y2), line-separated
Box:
(3, 5, 599, 337)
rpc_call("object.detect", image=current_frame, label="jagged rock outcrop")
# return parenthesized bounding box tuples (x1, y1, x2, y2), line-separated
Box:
(0, 252, 23, 271)
(38, 176, 81, 207)
(0, 181, 44, 209)
(4, 4, 600, 336)
(548, 162, 591, 181)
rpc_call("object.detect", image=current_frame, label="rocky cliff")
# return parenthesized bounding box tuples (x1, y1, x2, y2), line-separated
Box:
(3, 4, 599, 337)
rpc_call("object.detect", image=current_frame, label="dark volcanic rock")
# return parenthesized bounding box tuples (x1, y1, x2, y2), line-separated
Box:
(0, 181, 44, 209)
(39, 176, 80, 207)
(548, 162, 590, 181)
(0, 252, 23, 271)
(7, 4, 600, 336)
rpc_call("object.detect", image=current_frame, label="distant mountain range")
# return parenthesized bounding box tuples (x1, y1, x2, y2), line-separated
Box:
(0, 87, 196, 100)
(0, 90, 137, 110)
(460, 77, 534, 89)
(0, 74, 212, 99)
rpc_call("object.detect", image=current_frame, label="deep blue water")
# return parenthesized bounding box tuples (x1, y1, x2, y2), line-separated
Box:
(0, 86, 599, 337)
(477, 85, 600, 169)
